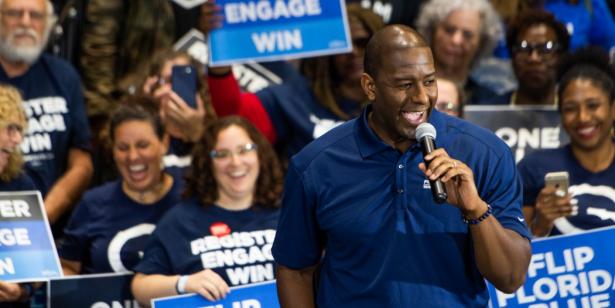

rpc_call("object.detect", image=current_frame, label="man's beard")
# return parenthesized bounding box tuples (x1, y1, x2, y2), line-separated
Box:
(0, 27, 49, 64)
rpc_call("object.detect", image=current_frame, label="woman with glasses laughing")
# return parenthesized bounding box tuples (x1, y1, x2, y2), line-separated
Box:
(131, 116, 283, 305)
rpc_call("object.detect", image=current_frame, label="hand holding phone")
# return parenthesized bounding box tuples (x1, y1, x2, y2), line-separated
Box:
(171, 65, 198, 109)
(544, 171, 569, 197)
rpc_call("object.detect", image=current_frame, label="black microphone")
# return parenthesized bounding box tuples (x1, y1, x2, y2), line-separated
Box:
(416, 123, 448, 204)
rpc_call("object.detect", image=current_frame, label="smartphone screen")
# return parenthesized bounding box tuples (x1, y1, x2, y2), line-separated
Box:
(171, 65, 198, 109)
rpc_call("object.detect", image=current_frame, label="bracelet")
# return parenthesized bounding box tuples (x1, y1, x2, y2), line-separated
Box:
(462, 204, 492, 225)
(176, 275, 189, 294)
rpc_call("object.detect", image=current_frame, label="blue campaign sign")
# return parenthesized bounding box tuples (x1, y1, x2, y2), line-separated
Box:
(0, 191, 62, 282)
(489, 226, 615, 307)
(48, 272, 137, 307)
(153, 280, 279, 308)
(208, 0, 351, 66)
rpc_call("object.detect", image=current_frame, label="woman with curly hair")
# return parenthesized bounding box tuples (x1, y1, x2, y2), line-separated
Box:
(131, 116, 283, 304)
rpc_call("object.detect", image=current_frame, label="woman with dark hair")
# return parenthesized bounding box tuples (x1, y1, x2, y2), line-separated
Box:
(519, 46, 615, 236)
(131, 116, 283, 304)
(59, 98, 183, 274)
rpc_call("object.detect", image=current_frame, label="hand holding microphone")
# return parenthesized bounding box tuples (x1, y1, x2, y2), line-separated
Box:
(416, 123, 486, 215)
(416, 123, 447, 203)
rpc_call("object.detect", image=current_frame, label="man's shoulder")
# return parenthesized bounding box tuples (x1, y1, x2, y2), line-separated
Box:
(40, 54, 79, 76)
(443, 114, 511, 158)
(290, 119, 357, 172)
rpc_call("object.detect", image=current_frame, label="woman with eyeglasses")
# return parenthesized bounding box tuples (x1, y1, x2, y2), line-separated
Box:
(58, 98, 183, 275)
(489, 10, 570, 106)
(518, 46, 615, 236)
(131, 116, 283, 304)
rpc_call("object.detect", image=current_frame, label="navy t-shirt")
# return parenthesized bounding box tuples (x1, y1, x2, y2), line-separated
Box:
(58, 177, 183, 274)
(0, 173, 37, 191)
(0, 54, 91, 196)
(518, 144, 615, 235)
(134, 200, 279, 287)
(256, 74, 361, 158)
(273, 107, 530, 307)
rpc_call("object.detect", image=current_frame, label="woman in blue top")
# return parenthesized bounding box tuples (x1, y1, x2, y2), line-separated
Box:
(59, 97, 183, 274)
(518, 46, 615, 236)
(131, 116, 283, 304)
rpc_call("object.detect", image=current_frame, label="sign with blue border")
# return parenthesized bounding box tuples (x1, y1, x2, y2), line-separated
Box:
(152, 280, 279, 308)
(0, 191, 62, 282)
(208, 0, 351, 66)
(489, 226, 615, 307)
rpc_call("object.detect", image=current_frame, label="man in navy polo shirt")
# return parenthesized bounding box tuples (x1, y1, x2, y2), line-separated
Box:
(272, 25, 531, 307)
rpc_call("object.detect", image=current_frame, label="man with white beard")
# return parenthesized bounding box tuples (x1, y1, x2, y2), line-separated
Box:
(0, 0, 92, 237)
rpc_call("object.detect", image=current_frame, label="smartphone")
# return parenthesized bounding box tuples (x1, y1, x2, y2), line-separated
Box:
(171, 65, 198, 109)
(544, 171, 569, 196)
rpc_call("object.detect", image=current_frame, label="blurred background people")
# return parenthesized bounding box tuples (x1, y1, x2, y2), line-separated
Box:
(0, 0, 93, 236)
(131, 116, 283, 304)
(59, 99, 183, 274)
(0, 85, 33, 190)
(416, 0, 503, 104)
(0, 84, 37, 307)
(493, 10, 570, 105)
(518, 47, 615, 236)
(435, 77, 464, 117)
(207, 4, 385, 159)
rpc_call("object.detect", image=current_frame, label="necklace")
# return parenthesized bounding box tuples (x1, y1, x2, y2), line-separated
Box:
(122, 174, 173, 204)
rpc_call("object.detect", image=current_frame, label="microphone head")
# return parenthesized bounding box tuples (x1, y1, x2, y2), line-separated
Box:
(415, 123, 436, 140)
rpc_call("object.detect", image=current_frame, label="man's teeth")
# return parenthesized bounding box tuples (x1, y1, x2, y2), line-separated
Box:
(402, 111, 424, 121)
(129, 164, 146, 172)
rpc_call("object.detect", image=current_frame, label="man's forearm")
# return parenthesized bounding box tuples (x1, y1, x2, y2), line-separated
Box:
(471, 216, 531, 293)
(277, 265, 317, 308)
(45, 149, 93, 223)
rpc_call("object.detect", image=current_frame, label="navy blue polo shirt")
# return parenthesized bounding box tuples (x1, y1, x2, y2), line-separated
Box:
(272, 107, 530, 307)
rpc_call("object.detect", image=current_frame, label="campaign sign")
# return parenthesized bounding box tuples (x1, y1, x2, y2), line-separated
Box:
(208, 0, 351, 66)
(489, 226, 615, 307)
(48, 272, 138, 307)
(174, 29, 283, 93)
(0, 191, 61, 282)
(464, 105, 569, 163)
(152, 280, 279, 308)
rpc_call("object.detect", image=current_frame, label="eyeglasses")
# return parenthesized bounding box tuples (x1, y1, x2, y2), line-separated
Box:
(512, 40, 560, 58)
(1, 9, 49, 23)
(210, 143, 257, 160)
(435, 101, 460, 113)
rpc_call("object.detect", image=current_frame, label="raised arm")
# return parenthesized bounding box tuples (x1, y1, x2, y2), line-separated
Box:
(419, 148, 531, 292)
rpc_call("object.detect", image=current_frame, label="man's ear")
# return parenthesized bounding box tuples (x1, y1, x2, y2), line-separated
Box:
(361, 73, 376, 101)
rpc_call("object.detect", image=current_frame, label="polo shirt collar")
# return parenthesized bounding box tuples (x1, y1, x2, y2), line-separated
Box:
(354, 105, 448, 158)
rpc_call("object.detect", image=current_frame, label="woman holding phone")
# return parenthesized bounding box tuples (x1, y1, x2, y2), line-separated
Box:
(518, 46, 615, 237)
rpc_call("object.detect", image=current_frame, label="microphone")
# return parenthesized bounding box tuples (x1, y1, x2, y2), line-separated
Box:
(415, 123, 448, 204)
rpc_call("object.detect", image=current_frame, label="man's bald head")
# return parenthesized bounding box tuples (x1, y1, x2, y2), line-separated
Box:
(364, 25, 430, 78)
